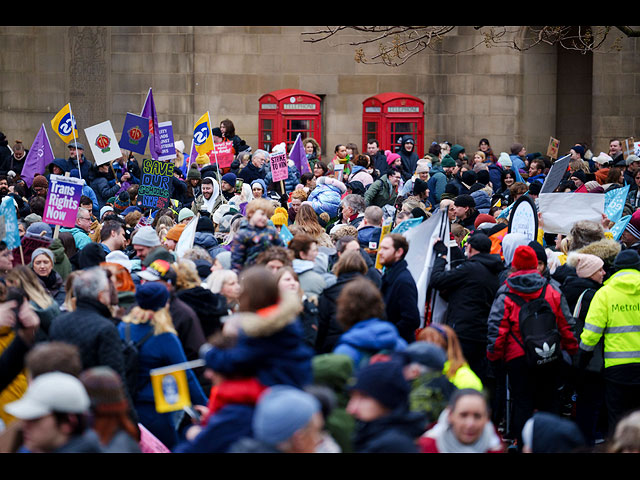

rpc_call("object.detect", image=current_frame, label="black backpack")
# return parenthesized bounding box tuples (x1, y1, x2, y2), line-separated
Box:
(506, 284, 562, 368)
(122, 323, 154, 396)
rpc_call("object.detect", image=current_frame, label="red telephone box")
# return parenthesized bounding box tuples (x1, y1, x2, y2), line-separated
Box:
(258, 89, 322, 154)
(362, 92, 425, 157)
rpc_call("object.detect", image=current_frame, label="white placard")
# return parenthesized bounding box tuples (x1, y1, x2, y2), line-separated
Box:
(539, 192, 605, 235)
(84, 120, 122, 166)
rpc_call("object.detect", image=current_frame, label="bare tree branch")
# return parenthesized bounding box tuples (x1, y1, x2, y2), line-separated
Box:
(302, 26, 638, 65)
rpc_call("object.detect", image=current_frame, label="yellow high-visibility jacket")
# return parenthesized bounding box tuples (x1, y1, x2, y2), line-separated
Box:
(580, 268, 640, 368)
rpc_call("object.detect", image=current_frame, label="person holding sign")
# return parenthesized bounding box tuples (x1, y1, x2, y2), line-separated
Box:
(117, 282, 207, 450)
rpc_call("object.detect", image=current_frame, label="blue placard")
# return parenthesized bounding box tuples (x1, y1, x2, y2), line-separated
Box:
(0, 197, 21, 249)
(119, 113, 150, 155)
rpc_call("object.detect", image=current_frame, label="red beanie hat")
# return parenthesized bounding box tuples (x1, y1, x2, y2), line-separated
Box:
(512, 245, 538, 271)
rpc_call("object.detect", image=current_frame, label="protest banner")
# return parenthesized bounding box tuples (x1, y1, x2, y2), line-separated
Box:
(42, 175, 83, 228)
(150, 359, 205, 413)
(610, 215, 631, 242)
(13, 235, 51, 267)
(539, 192, 605, 235)
(623, 137, 635, 160)
(540, 154, 571, 194)
(0, 196, 21, 250)
(508, 194, 539, 242)
(604, 185, 630, 224)
(175, 214, 198, 258)
(193, 112, 214, 156)
(210, 139, 235, 169)
(84, 120, 121, 166)
(119, 113, 150, 155)
(392, 217, 423, 234)
(158, 121, 176, 162)
(289, 133, 311, 175)
(279, 223, 294, 246)
(374, 223, 393, 271)
(403, 208, 450, 328)
(50, 103, 78, 145)
(270, 151, 289, 183)
(547, 137, 560, 160)
(20, 124, 55, 187)
(139, 158, 174, 210)
(141, 87, 161, 160)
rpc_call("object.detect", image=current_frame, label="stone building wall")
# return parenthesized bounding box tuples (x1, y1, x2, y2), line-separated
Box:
(0, 26, 637, 162)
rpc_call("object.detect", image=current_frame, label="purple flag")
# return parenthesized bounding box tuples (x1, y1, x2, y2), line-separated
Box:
(289, 133, 311, 175)
(141, 87, 161, 160)
(21, 124, 55, 187)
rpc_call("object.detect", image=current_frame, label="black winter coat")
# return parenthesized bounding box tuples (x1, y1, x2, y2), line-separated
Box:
(352, 406, 427, 453)
(381, 259, 421, 344)
(430, 251, 504, 344)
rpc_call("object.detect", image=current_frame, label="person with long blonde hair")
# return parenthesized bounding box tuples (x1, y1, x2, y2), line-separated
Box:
(417, 323, 483, 391)
(4, 265, 60, 329)
(117, 282, 208, 450)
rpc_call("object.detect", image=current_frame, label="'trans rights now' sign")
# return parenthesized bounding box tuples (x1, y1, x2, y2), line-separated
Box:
(43, 175, 84, 228)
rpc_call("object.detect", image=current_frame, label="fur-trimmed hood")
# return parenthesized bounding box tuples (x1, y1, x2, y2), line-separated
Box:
(574, 237, 621, 263)
(230, 292, 303, 338)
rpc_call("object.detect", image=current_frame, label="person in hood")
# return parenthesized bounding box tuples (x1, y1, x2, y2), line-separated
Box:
(521, 411, 586, 453)
(398, 136, 420, 180)
(431, 232, 504, 385)
(90, 163, 122, 210)
(419, 388, 504, 453)
(487, 244, 579, 450)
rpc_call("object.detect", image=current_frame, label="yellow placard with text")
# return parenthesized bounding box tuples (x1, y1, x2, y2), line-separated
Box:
(151, 370, 191, 413)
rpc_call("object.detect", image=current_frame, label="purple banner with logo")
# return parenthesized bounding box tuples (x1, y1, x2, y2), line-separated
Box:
(119, 113, 150, 155)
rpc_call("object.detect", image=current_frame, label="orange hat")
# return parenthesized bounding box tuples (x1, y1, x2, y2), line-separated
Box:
(165, 223, 186, 242)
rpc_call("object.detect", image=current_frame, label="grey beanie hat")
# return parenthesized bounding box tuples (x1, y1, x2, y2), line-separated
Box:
(132, 225, 161, 247)
(252, 385, 320, 446)
(31, 247, 55, 265)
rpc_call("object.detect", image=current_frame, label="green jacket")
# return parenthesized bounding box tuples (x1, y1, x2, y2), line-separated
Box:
(580, 268, 640, 369)
(364, 175, 397, 208)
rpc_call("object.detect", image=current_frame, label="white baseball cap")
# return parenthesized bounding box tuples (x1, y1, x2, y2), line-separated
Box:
(4, 372, 90, 420)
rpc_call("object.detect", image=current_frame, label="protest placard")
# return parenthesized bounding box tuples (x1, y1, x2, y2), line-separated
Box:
(270, 151, 289, 182)
(139, 158, 174, 210)
(508, 195, 538, 242)
(150, 360, 204, 413)
(547, 137, 560, 160)
(119, 113, 150, 155)
(13, 235, 51, 267)
(0, 196, 21, 250)
(158, 121, 176, 162)
(539, 192, 605, 235)
(540, 154, 571, 194)
(42, 174, 83, 228)
(84, 120, 121, 166)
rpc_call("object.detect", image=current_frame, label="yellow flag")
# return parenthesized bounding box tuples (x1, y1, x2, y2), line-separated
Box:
(150, 369, 191, 413)
(193, 112, 214, 155)
(50, 103, 78, 144)
(375, 223, 393, 270)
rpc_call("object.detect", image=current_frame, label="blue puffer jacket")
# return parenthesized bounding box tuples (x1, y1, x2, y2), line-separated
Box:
(333, 318, 408, 370)
(308, 177, 347, 218)
(471, 189, 491, 214)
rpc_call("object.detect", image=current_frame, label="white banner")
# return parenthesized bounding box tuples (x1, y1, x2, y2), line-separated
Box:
(84, 120, 122, 166)
(538, 192, 605, 235)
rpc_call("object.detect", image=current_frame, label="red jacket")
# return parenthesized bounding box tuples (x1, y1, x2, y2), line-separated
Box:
(486, 270, 579, 363)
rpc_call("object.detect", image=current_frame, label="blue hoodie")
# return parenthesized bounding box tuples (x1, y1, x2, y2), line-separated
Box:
(333, 318, 408, 369)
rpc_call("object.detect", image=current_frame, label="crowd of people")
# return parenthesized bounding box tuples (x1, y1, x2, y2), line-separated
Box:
(1, 124, 640, 455)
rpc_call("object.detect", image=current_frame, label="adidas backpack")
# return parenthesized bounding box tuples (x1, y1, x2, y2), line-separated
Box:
(506, 283, 563, 368)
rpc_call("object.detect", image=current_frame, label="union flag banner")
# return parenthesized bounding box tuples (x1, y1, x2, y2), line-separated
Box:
(50, 103, 78, 144)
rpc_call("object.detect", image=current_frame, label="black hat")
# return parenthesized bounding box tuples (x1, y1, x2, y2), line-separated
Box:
(349, 360, 410, 411)
(528, 240, 547, 267)
(413, 178, 429, 196)
(461, 170, 477, 186)
(454, 194, 475, 209)
(614, 249, 640, 271)
(467, 232, 492, 254)
(570, 170, 586, 184)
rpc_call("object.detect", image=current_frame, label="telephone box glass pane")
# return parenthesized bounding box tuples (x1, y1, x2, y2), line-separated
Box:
(365, 121, 378, 145)
(286, 119, 314, 148)
(261, 119, 273, 152)
(389, 121, 417, 152)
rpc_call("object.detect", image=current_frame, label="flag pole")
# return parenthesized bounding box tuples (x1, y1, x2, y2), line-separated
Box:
(68, 103, 82, 181)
